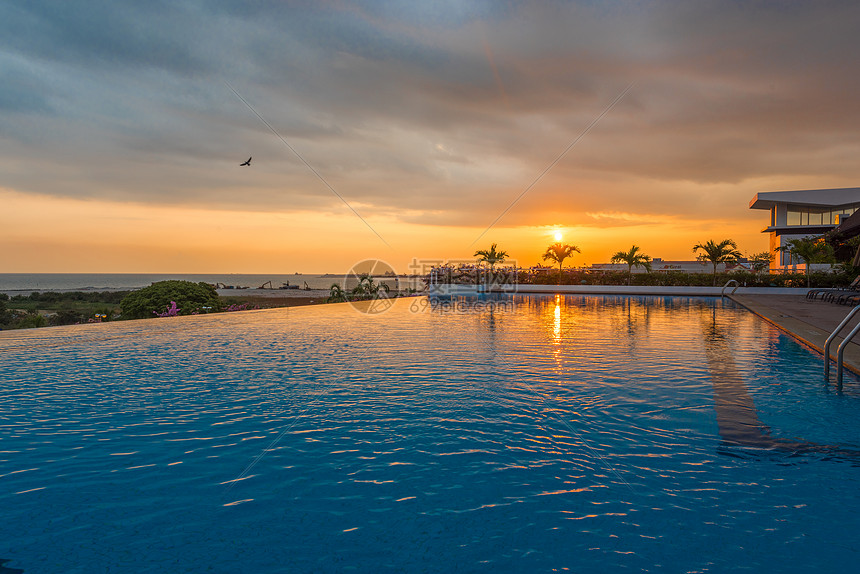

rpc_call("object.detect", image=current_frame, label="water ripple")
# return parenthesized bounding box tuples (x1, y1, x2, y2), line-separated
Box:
(1, 297, 859, 572)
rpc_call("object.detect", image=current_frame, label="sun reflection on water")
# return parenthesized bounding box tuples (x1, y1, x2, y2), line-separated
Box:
(553, 294, 562, 343)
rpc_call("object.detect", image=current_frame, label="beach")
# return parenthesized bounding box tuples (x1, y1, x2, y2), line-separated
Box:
(217, 288, 332, 308)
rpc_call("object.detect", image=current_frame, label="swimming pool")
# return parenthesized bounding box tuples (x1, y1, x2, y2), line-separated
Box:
(1, 295, 859, 573)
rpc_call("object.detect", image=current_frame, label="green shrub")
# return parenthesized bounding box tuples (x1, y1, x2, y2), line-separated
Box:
(514, 268, 854, 288)
(48, 309, 87, 326)
(13, 291, 130, 304)
(14, 312, 48, 329)
(0, 298, 12, 327)
(121, 281, 221, 320)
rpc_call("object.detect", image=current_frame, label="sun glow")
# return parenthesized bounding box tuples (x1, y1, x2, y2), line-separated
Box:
(553, 231, 563, 242)
(553, 296, 562, 342)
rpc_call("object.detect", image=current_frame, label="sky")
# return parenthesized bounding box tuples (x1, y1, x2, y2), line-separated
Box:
(2, 0, 860, 274)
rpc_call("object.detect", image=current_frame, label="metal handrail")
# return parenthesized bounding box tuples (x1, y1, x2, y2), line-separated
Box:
(824, 305, 860, 380)
(836, 319, 860, 386)
(721, 279, 740, 297)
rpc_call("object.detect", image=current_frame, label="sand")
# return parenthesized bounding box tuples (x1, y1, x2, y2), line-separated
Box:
(217, 288, 332, 308)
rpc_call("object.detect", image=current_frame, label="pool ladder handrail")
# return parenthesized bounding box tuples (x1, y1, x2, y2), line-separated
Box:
(721, 279, 740, 297)
(825, 305, 860, 385)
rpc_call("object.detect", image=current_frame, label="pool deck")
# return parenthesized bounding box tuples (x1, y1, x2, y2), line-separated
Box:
(729, 293, 860, 376)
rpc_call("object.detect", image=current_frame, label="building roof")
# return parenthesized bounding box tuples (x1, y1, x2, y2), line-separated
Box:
(762, 224, 835, 234)
(749, 187, 860, 210)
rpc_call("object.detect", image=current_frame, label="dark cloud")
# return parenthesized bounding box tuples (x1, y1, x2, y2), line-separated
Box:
(0, 1, 210, 74)
(1, 0, 859, 230)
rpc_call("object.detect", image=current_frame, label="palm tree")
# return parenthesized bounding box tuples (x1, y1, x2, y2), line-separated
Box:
(328, 284, 347, 303)
(779, 237, 835, 287)
(542, 243, 581, 284)
(473, 243, 509, 269)
(329, 275, 391, 303)
(692, 239, 743, 286)
(474, 243, 509, 288)
(610, 245, 652, 285)
(352, 274, 390, 299)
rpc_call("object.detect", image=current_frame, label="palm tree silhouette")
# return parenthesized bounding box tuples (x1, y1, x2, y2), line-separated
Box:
(328, 284, 347, 303)
(542, 243, 581, 284)
(473, 243, 509, 269)
(353, 274, 390, 299)
(610, 245, 652, 285)
(328, 275, 390, 303)
(692, 239, 742, 286)
(474, 243, 509, 288)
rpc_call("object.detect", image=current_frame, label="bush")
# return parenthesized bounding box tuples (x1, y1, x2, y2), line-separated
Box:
(48, 309, 87, 326)
(13, 312, 48, 329)
(0, 299, 12, 327)
(514, 268, 855, 288)
(12, 291, 130, 304)
(121, 281, 221, 320)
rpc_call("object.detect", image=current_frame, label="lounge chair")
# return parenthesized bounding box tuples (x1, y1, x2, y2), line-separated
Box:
(808, 276, 860, 301)
(831, 284, 860, 304)
(836, 292, 860, 306)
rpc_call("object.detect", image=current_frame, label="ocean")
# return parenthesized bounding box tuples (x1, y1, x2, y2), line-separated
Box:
(0, 273, 344, 293)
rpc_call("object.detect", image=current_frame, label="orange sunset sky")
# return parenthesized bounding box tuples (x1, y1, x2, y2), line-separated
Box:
(2, 1, 859, 274)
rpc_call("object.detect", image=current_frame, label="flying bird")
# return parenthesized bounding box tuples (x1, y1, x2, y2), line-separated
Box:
(240, 157, 252, 166)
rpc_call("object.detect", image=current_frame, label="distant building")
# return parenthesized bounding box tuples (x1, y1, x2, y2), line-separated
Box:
(590, 258, 748, 274)
(749, 187, 860, 269)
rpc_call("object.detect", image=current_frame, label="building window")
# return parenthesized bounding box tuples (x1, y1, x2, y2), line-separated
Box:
(785, 204, 860, 226)
(787, 210, 801, 225)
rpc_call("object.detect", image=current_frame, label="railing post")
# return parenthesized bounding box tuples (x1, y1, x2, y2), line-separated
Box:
(721, 279, 740, 297)
(836, 320, 860, 386)
(824, 305, 860, 380)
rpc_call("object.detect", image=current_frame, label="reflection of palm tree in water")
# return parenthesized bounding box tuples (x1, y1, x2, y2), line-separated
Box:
(486, 304, 496, 333)
(607, 296, 655, 356)
(700, 307, 859, 458)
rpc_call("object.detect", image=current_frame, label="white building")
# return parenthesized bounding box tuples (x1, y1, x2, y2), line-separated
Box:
(590, 259, 746, 274)
(749, 187, 860, 269)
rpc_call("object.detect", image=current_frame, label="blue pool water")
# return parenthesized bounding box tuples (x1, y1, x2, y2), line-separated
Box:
(1, 295, 859, 573)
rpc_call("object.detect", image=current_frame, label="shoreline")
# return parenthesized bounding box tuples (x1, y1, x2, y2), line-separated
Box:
(219, 290, 332, 309)
(218, 288, 332, 300)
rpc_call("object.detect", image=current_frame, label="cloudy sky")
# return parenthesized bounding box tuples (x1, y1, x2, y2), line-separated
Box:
(2, 0, 859, 273)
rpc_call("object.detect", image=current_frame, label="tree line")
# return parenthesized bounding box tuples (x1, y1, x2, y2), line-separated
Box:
(473, 235, 839, 287)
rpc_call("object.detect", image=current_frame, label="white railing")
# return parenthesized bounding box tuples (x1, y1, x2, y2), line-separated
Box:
(721, 279, 740, 297)
(824, 306, 860, 383)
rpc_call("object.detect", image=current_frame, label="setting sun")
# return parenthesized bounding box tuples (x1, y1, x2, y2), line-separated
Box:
(553, 231, 563, 242)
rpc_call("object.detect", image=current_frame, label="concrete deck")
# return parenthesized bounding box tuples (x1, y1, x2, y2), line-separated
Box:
(729, 294, 860, 375)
